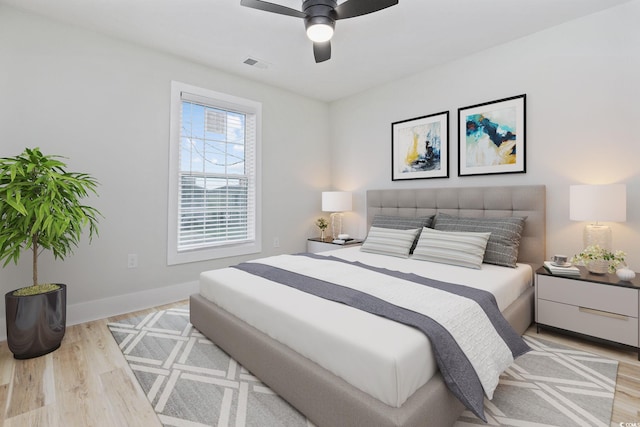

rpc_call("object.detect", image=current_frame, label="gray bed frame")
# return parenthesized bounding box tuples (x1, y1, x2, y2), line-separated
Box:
(190, 185, 546, 427)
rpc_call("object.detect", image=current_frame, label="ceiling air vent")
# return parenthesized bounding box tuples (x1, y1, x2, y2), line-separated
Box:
(243, 57, 269, 69)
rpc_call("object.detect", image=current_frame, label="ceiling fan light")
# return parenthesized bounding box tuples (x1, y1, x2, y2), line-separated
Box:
(306, 23, 334, 42)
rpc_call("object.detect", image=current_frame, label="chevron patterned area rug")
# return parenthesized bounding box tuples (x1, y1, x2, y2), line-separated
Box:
(108, 306, 618, 427)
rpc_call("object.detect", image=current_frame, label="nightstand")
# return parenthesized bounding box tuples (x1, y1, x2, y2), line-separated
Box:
(535, 266, 640, 359)
(307, 237, 363, 253)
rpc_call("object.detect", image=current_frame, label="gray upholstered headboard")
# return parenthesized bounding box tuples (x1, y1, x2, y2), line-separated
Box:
(366, 185, 546, 267)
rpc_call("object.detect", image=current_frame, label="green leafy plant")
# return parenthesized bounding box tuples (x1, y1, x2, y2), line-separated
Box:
(571, 244, 626, 273)
(315, 217, 328, 231)
(0, 147, 102, 293)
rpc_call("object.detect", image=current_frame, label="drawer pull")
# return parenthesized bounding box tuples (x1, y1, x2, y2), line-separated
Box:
(578, 307, 628, 321)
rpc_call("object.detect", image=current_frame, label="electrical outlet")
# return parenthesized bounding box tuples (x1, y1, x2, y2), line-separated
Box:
(273, 237, 280, 248)
(127, 254, 138, 268)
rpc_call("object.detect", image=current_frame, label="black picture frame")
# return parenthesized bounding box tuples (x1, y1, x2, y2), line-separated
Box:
(458, 94, 526, 177)
(391, 111, 449, 181)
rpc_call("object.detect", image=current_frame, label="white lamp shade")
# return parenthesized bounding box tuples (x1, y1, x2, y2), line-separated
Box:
(569, 184, 626, 222)
(322, 191, 352, 212)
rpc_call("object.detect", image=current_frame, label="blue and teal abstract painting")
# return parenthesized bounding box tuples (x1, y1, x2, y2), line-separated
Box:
(465, 106, 517, 167)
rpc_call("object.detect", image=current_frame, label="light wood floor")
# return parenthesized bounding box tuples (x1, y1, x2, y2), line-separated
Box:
(0, 302, 638, 426)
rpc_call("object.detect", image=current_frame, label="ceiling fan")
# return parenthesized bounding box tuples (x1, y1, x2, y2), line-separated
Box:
(240, 0, 399, 63)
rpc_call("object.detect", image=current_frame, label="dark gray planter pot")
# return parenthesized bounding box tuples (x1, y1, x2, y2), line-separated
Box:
(5, 284, 66, 359)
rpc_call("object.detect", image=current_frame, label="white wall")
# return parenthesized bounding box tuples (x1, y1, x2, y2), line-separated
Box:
(329, 1, 640, 268)
(0, 6, 331, 333)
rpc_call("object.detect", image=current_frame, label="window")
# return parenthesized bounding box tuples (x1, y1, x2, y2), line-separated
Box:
(168, 81, 261, 265)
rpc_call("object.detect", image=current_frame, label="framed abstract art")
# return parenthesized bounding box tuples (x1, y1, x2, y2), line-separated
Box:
(458, 94, 526, 176)
(391, 111, 449, 181)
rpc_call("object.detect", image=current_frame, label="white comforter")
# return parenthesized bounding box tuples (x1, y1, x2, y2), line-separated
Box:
(199, 247, 532, 408)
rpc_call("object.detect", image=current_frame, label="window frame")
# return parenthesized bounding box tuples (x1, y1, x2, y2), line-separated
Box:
(167, 81, 262, 265)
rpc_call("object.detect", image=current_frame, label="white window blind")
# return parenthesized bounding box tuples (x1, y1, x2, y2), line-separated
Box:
(168, 82, 261, 264)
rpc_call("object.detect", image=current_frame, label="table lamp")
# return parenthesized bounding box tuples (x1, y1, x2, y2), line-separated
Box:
(569, 184, 626, 250)
(322, 191, 352, 240)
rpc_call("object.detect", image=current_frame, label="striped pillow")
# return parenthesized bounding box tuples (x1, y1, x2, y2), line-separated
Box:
(370, 215, 434, 253)
(433, 213, 525, 268)
(361, 226, 421, 258)
(412, 227, 491, 269)
(370, 215, 434, 230)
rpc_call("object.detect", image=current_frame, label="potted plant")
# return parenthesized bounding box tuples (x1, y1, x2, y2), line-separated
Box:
(571, 244, 626, 275)
(0, 147, 101, 359)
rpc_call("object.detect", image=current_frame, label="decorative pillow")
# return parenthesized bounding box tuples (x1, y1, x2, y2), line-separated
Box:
(371, 214, 434, 230)
(370, 215, 434, 253)
(360, 226, 421, 258)
(433, 213, 526, 268)
(412, 227, 491, 269)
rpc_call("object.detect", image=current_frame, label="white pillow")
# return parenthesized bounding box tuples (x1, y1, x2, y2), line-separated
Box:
(360, 226, 421, 258)
(412, 227, 491, 269)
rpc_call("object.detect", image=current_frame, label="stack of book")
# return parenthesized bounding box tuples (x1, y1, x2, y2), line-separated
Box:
(543, 261, 580, 276)
(332, 238, 361, 245)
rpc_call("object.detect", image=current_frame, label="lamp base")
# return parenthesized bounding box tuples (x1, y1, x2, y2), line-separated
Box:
(330, 212, 343, 240)
(584, 224, 612, 250)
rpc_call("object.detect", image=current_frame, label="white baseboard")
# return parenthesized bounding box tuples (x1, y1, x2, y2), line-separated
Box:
(0, 281, 199, 343)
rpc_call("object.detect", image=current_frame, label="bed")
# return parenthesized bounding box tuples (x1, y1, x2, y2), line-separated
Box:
(190, 185, 546, 427)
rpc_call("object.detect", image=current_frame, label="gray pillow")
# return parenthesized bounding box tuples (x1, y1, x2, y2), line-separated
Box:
(371, 214, 434, 230)
(433, 213, 525, 268)
(370, 215, 434, 253)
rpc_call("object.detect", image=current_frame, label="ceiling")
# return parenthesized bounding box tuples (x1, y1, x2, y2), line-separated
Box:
(1, 0, 631, 102)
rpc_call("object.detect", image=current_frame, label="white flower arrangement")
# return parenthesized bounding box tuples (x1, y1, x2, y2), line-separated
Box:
(571, 244, 626, 274)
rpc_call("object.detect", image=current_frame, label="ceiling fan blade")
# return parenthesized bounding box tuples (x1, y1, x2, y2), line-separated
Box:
(313, 41, 331, 63)
(334, 0, 398, 19)
(240, 0, 306, 18)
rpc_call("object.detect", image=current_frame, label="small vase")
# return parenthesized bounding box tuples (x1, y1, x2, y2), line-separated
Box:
(616, 267, 636, 281)
(587, 259, 610, 275)
(320, 230, 325, 240)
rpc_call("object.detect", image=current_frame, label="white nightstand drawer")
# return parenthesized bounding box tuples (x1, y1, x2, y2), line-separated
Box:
(538, 299, 639, 347)
(307, 239, 362, 253)
(307, 240, 336, 253)
(537, 274, 638, 317)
